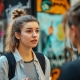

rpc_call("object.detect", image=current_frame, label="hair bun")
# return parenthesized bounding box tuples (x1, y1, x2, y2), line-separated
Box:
(12, 9, 26, 20)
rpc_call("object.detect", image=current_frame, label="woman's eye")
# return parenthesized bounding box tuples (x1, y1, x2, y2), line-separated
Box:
(27, 30, 32, 32)
(36, 30, 40, 32)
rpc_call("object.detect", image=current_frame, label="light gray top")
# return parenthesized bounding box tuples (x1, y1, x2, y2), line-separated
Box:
(24, 60, 39, 80)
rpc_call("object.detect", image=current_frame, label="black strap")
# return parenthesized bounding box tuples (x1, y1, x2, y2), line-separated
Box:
(4, 52, 16, 80)
(35, 51, 45, 74)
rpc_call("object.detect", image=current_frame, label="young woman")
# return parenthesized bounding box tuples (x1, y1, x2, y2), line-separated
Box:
(0, 9, 50, 80)
(58, 2, 80, 80)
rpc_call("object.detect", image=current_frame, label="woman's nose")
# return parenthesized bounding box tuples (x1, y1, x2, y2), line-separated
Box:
(32, 32, 37, 37)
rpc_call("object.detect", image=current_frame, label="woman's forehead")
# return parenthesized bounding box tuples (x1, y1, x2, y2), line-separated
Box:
(22, 21, 39, 29)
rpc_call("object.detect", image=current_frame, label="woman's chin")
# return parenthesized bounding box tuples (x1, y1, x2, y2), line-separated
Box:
(32, 45, 37, 48)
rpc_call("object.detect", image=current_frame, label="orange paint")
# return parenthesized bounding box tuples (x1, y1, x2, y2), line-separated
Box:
(50, 68, 61, 80)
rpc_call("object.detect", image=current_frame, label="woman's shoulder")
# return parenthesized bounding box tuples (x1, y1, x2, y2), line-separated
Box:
(0, 55, 7, 60)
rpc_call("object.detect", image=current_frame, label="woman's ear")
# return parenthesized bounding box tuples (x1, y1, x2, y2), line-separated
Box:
(71, 25, 77, 34)
(71, 25, 77, 36)
(14, 32, 20, 39)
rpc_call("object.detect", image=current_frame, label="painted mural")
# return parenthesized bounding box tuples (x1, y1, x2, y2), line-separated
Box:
(37, 0, 70, 79)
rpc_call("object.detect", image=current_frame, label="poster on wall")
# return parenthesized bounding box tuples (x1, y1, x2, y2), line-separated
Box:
(37, 0, 70, 71)
(38, 12, 66, 69)
(37, 0, 70, 14)
(4, 0, 31, 25)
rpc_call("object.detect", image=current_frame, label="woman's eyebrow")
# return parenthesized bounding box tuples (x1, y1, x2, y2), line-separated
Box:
(26, 28, 40, 29)
(26, 28, 32, 29)
(36, 28, 40, 29)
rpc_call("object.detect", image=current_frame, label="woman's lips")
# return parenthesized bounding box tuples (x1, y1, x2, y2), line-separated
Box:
(30, 40, 37, 44)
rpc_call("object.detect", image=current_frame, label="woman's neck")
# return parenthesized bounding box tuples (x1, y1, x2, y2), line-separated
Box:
(17, 45, 33, 62)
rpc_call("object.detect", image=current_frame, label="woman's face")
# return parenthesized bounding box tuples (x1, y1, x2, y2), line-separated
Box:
(19, 21, 40, 48)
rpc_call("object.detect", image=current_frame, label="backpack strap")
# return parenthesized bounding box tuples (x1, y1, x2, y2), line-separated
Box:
(4, 52, 16, 80)
(34, 51, 45, 75)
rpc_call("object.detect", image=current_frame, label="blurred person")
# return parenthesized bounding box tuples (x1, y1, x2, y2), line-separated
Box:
(0, 9, 50, 80)
(62, 12, 74, 62)
(58, 2, 80, 80)
(63, 11, 78, 62)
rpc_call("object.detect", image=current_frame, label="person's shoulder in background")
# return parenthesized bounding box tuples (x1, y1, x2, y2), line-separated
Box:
(58, 59, 80, 80)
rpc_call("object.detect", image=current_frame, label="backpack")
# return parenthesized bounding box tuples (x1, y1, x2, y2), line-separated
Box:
(3, 51, 45, 80)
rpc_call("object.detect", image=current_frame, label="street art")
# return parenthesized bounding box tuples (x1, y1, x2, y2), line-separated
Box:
(50, 67, 61, 80)
(37, 0, 70, 79)
(37, 0, 70, 14)
(5, 0, 31, 25)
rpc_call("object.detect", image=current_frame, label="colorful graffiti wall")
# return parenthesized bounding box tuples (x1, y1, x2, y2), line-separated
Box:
(37, 0, 70, 79)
